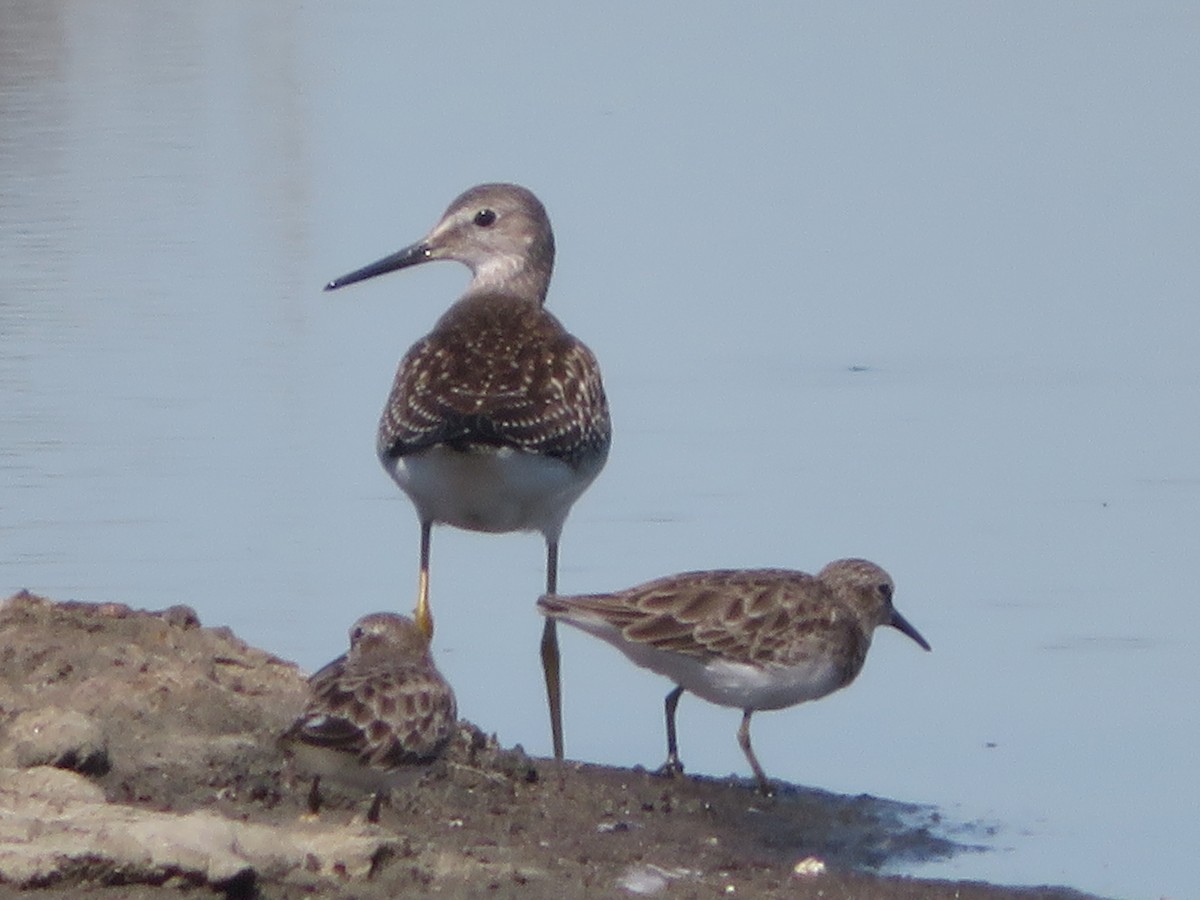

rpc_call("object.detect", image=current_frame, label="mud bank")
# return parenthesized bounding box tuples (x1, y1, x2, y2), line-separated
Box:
(0, 592, 1094, 899)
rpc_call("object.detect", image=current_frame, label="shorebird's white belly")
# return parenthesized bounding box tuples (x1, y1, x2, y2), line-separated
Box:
(385, 445, 599, 537)
(565, 615, 846, 711)
(684, 656, 845, 710)
(289, 741, 422, 794)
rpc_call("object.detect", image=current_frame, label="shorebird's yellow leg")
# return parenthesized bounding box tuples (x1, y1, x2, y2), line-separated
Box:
(415, 521, 434, 639)
(542, 539, 564, 760)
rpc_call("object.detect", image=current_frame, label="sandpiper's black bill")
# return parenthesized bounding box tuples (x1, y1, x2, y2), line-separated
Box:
(324, 241, 431, 291)
(890, 609, 931, 651)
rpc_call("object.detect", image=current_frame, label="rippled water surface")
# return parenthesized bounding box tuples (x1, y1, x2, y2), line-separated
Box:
(3, 5, 1198, 898)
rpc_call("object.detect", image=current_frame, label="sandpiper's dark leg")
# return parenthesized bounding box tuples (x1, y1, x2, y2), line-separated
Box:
(415, 521, 434, 638)
(366, 790, 385, 823)
(655, 685, 686, 776)
(542, 538, 564, 760)
(737, 709, 772, 796)
(306, 775, 322, 815)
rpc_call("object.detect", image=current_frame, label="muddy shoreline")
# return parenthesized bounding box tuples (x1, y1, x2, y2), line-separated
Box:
(0, 592, 1095, 898)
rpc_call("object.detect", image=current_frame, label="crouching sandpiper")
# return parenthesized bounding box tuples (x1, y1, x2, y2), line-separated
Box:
(281, 612, 457, 822)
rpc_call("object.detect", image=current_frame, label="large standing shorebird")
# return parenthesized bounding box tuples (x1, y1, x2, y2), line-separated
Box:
(538, 559, 930, 794)
(325, 184, 611, 760)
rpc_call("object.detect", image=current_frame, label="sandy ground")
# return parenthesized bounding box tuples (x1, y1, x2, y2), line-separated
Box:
(0, 592, 1097, 899)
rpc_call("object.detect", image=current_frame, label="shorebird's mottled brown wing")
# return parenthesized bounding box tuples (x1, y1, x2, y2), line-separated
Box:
(545, 569, 867, 673)
(378, 295, 611, 469)
(289, 661, 457, 768)
(364, 664, 458, 767)
(301, 651, 349, 715)
(284, 652, 366, 757)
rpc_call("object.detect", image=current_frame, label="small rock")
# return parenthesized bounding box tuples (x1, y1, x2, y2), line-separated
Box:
(597, 820, 640, 834)
(0, 766, 399, 888)
(7, 707, 110, 775)
(160, 604, 201, 629)
(792, 855, 827, 877)
(618, 865, 669, 895)
(2, 764, 107, 804)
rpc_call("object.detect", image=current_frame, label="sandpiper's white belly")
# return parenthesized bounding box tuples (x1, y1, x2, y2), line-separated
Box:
(384, 444, 600, 537)
(685, 655, 844, 710)
(565, 615, 846, 711)
(289, 741, 421, 794)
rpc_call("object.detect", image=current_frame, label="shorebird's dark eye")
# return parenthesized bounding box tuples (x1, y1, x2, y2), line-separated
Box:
(474, 208, 497, 227)
(878, 583, 893, 602)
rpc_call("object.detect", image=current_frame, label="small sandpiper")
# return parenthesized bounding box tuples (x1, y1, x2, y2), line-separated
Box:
(325, 184, 612, 760)
(538, 558, 930, 795)
(281, 612, 457, 822)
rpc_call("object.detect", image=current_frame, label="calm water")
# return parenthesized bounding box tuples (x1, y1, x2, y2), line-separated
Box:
(3, 5, 1198, 897)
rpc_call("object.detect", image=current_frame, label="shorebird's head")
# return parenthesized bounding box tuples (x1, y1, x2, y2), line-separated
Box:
(817, 558, 931, 651)
(346, 612, 430, 664)
(324, 183, 555, 303)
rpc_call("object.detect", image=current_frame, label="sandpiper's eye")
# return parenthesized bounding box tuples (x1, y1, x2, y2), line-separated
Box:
(878, 583, 893, 602)
(474, 208, 497, 227)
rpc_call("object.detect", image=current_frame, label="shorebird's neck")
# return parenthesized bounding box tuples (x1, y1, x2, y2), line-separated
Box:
(462, 238, 554, 305)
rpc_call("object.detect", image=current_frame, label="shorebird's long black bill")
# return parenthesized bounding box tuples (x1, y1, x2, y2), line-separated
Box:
(890, 609, 931, 651)
(324, 241, 431, 291)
